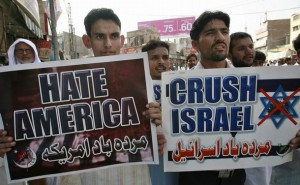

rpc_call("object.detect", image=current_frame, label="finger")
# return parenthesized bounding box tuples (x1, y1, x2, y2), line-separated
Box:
(147, 107, 161, 113)
(0, 136, 14, 143)
(0, 140, 16, 148)
(0, 147, 13, 156)
(0, 130, 7, 136)
(147, 102, 160, 108)
(152, 119, 162, 126)
(0, 141, 15, 156)
(297, 130, 300, 137)
(289, 138, 300, 149)
(144, 111, 161, 120)
(289, 130, 300, 149)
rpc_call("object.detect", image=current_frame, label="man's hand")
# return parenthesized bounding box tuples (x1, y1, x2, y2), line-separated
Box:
(289, 129, 300, 149)
(157, 131, 167, 155)
(143, 102, 162, 127)
(0, 129, 16, 157)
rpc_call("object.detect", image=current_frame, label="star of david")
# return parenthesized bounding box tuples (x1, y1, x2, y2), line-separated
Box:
(259, 85, 299, 128)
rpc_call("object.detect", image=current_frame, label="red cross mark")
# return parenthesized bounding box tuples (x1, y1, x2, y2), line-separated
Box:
(257, 87, 300, 126)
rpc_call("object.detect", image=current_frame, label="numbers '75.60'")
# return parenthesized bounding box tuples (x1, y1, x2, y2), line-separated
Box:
(163, 23, 192, 33)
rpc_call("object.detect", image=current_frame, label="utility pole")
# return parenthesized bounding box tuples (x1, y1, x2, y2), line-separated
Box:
(49, 0, 59, 60)
(67, 2, 75, 59)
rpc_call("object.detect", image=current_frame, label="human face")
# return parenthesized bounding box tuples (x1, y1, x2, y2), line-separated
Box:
(147, 47, 170, 80)
(252, 60, 264, 67)
(229, 37, 255, 67)
(187, 56, 197, 69)
(14, 42, 35, 64)
(83, 19, 124, 57)
(192, 19, 230, 66)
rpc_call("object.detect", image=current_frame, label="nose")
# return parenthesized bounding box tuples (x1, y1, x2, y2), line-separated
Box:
(23, 50, 30, 54)
(157, 57, 165, 64)
(215, 31, 226, 42)
(104, 38, 112, 48)
(246, 47, 254, 55)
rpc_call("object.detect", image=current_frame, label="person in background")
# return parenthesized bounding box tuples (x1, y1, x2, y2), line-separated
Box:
(142, 40, 178, 185)
(0, 55, 7, 66)
(142, 40, 170, 81)
(293, 35, 300, 58)
(80, 8, 162, 185)
(8, 38, 41, 65)
(228, 32, 255, 68)
(291, 53, 299, 65)
(0, 38, 58, 185)
(284, 57, 292, 66)
(186, 53, 198, 69)
(269, 33, 300, 185)
(228, 31, 272, 185)
(252, 50, 266, 67)
(276, 58, 286, 66)
(294, 35, 300, 66)
(179, 10, 245, 185)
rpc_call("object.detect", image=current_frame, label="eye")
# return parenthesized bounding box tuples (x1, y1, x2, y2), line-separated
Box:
(111, 33, 120, 39)
(95, 34, 104, 39)
(163, 55, 169, 60)
(206, 31, 214, 35)
(222, 29, 229, 35)
(151, 56, 159, 60)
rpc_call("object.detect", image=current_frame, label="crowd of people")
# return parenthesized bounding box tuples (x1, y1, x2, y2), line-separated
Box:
(184, 37, 300, 70)
(0, 8, 300, 185)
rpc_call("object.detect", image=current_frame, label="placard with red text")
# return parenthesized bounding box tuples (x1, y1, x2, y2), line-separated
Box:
(162, 66, 300, 172)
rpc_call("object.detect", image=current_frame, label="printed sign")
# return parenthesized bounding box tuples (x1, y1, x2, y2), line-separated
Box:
(161, 66, 300, 172)
(0, 53, 158, 183)
(138, 17, 195, 37)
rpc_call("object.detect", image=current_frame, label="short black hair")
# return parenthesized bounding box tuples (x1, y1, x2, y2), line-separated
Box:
(229, 32, 253, 53)
(84, 8, 121, 36)
(254, 50, 266, 61)
(190, 11, 230, 41)
(142, 40, 169, 52)
(293, 34, 300, 51)
(186, 53, 197, 61)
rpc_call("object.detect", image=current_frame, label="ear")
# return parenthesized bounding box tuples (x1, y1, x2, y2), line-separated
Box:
(121, 35, 125, 46)
(227, 52, 232, 61)
(191, 40, 198, 50)
(82, 34, 92, 49)
(297, 49, 300, 59)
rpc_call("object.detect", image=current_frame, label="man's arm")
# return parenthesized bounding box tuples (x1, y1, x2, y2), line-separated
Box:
(143, 102, 166, 155)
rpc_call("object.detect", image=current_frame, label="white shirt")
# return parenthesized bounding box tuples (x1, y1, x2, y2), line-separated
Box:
(193, 60, 234, 70)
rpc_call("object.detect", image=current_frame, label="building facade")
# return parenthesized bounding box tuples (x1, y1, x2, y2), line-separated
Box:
(126, 27, 160, 48)
(290, 13, 300, 44)
(57, 31, 91, 60)
(255, 19, 290, 53)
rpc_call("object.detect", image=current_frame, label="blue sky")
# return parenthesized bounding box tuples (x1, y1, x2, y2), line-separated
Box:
(57, 0, 300, 40)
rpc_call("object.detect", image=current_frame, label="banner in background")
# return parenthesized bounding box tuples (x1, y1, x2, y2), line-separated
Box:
(138, 17, 195, 37)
